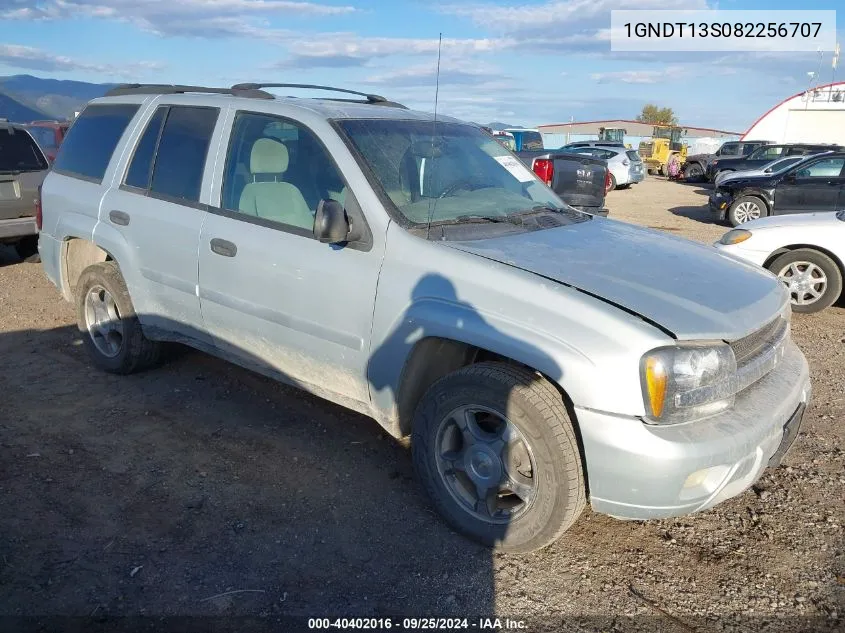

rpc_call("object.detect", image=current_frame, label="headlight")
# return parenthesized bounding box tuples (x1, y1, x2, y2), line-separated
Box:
(641, 343, 737, 424)
(720, 229, 752, 245)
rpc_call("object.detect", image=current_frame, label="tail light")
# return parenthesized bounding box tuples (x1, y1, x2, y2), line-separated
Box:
(533, 159, 554, 186)
(605, 171, 612, 193)
(35, 185, 43, 231)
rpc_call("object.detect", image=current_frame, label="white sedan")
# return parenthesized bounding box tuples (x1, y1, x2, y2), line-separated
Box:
(715, 211, 845, 313)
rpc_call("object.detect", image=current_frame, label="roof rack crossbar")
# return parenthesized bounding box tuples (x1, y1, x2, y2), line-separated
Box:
(231, 83, 389, 104)
(104, 84, 274, 100)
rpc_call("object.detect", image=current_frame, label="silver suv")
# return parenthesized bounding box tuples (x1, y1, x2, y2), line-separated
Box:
(39, 83, 811, 553)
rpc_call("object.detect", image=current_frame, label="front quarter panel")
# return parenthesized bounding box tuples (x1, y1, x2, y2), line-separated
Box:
(367, 224, 672, 425)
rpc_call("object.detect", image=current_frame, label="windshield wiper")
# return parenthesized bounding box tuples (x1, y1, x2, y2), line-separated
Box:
(430, 214, 517, 226)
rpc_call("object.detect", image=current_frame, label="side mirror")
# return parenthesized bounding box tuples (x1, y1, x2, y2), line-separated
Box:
(313, 199, 350, 244)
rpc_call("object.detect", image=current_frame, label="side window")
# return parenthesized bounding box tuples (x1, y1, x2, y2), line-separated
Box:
(795, 158, 845, 178)
(719, 143, 739, 156)
(124, 107, 166, 190)
(758, 146, 785, 159)
(149, 106, 219, 203)
(221, 111, 348, 232)
(53, 104, 139, 182)
(741, 144, 757, 155)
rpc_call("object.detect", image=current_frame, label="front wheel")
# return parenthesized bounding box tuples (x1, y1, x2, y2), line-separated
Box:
(684, 162, 704, 181)
(727, 195, 767, 226)
(412, 362, 586, 553)
(768, 249, 843, 313)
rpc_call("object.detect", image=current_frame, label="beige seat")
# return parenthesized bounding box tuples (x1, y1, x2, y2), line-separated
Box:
(239, 138, 314, 230)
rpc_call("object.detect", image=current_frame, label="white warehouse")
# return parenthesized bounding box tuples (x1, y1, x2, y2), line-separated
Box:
(742, 82, 845, 145)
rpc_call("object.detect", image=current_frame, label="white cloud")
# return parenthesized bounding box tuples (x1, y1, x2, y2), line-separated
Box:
(0, 43, 164, 75)
(364, 60, 508, 87)
(0, 0, 355, 38)
(591, 65, 686, 84)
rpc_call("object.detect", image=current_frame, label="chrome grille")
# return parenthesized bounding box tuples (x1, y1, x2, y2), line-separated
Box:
(730, 317, 786, 365)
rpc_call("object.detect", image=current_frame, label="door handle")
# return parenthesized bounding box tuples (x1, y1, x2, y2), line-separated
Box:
(210, 238, 237, 258)
(109, 210, 130, 226)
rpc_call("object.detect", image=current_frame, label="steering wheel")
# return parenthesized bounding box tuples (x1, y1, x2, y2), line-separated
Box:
(438, 180, 493, 199)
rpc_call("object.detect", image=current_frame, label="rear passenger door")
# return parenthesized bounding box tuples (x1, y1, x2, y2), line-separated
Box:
(97, 103, 222, 344)
(197, 109, 383, 405)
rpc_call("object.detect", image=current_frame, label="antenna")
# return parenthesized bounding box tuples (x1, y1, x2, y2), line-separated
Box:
(425, 33, 443, 241)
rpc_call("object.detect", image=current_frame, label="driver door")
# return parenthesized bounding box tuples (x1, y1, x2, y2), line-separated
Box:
(775, 157, 845, 214)
(197, 109, 385, 405)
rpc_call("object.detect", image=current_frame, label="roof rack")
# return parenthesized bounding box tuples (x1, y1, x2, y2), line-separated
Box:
(230, 83, 406, 108)
(104, 84, 274, 100)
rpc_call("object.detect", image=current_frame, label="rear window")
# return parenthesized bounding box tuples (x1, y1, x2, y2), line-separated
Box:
(0, 127, 49, 172)
(148, 106, 218, 203)
(53, 104, 140, 182)
(625, 150, 641, 162)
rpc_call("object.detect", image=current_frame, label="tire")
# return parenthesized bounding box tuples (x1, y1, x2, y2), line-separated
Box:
(684, 162, 704, 181)
(14, 235, 39, 262)
(658, 164, 666, 177)
(75, 261, 162, 374)
(727, 195, 767, 226)
(411, 362, 586, 553)
(767, 249, 843, 314)
(607, 173, 617, 192)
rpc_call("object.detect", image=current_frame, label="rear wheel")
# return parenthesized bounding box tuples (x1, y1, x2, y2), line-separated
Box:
(607, 173, 617, 192)
(727, 195, 767, 226)
(75, 261, 162, 374)
(412, 362, 586, 553)
(768, 249, 842, 314)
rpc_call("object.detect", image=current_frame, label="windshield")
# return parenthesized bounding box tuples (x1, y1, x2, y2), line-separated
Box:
(24, 126, 58, 152)
(0, 128, 48, 172)
(762, 156, 804, 173)
(338, 119, 571, 227)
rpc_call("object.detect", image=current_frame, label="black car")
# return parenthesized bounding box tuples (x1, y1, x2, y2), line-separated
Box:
(709, 152, 845, 226)
(707, 143, 843, 181)
(682, 139, 771, 182)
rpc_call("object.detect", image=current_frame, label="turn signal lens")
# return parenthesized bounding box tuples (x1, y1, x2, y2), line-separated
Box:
(719, 229, 752, 245)
(644, 356, 668, 418)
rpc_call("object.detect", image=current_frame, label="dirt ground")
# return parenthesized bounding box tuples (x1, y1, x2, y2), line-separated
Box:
(0, 178, 842, 632)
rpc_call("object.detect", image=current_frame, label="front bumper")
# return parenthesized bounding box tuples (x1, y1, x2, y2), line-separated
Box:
(576, 338, 810, 520)
(0, 216, 37, 240)
(709, 191, 732, 220)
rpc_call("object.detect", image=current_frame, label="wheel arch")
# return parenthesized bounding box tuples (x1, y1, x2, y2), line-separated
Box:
(60, 237, 112, 302)
(764, 244, 845, 281)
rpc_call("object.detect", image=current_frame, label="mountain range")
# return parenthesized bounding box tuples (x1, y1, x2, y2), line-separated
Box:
(0, 74, 525, 130)
(0, 74, 115, 121)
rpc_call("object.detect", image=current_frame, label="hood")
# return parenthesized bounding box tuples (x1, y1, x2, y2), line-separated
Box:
(445, 218, 785, 341)
(742, 210, 845, 231)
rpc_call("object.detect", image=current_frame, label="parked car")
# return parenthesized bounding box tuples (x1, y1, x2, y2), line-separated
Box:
(710, 152, 845, 226)
(516, 149, 610, 214)
(23, 120, 71, 162)
(708, 143, 843, 182)
(713, 154, 811, 186)
(563, 141, 627, 149)
(40, 83, 810, 553)
(682, 139, 771, 182)
(564, 145, 645, 190)
(716, 210, 845, 313)
(502, 128, 543, 151)
(1, 121, 50, 260)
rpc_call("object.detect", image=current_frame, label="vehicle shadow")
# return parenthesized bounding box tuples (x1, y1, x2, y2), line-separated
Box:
(0, 273, 570, 628)
(669, 204, 725, 226)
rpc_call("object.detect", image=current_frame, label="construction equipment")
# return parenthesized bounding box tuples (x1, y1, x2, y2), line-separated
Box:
(598, 127, 626, 144)
(638, 125, 688, 175)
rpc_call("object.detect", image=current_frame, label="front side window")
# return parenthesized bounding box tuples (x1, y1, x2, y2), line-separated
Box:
(718, 143, 739, 156)
(0, 128, 48, 172)
(751, 146, 784, 160)
(338, 119, 570, 227)
(221, 111, 348, 232)
(149, 106, 218, 203)
(53, 104, 139, 182)
(794, 158, 845, 178)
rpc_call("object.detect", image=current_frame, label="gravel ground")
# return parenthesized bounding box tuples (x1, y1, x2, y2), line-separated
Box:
(0, 177, 842, 632)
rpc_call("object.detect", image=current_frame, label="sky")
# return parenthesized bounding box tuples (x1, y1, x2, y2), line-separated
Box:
(0, 0, 842, 132)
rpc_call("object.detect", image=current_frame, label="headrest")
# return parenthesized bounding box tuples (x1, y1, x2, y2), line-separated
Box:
(250, 138, 289, 174)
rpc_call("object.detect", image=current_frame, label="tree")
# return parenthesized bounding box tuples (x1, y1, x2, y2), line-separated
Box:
(636, 104, 678, 126)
